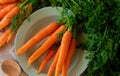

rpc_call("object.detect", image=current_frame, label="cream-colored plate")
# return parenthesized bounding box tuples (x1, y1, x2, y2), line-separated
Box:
(14, 7, 88, 76)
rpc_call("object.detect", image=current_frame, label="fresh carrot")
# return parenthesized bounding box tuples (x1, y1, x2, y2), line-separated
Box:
(38, 47, 56, 73)
(16, 22, 59, 55)
(0, 0, 16, 4)
(0, 4, 8, 10)
(62, 38, 76, 76)
(0, 28, 10, 47)
(0, 3, 16, 19)
(0, 6, 20, 30)
(0, 2, 16, 10)
(47, 46, 61, 76)
(55, 30, 72, 76)
(28, 25, 66, 67)
(7, 31, 11, 43)
(7, 29, 17, 43)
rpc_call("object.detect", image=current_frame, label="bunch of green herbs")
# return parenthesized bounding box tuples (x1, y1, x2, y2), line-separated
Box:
(49, 0, 120, 76)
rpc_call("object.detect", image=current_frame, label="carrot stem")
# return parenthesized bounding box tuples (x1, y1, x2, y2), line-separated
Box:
(18, 0, 28, 8)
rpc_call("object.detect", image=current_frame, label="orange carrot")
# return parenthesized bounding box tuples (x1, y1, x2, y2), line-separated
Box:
(0, 6, 20, 30)
(38, 47, 56, 73)
(62, 38, 76, 76)
(0, 28, 10, 47)
(7, 31, 11, 43)
(7, 29, 17, 43)
(0, 3, 16, 19)
(0, 2, 17, 10)
(55, 30, 72, 76)
(16, 22, 59, 55)
(28, 25, 66, 67)
(47, 46, 61, 76)
(0, 0, 16, 4)
(0, 4, 7, 10)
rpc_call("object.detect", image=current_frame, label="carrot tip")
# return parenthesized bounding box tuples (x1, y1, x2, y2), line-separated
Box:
(27, 64, 30, 69)
(27, 63, 31, 69)
(15, 50, 23, 55)
(37, 70, 41, 74)
(15, 52, 19, 55)
(37, 69, 42, 73)
(27, 59, 32, 67)
(7, 41, 10, 44)
(7, 41, 10, 46)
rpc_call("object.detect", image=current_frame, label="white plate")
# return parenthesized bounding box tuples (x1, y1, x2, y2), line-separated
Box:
(14, 7, 88, 76)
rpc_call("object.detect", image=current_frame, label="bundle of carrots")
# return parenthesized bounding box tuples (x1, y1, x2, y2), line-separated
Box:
(0, 0, 33, 47)
(16, 21, 77, 76)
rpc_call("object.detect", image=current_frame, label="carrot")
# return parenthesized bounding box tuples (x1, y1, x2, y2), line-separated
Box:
(0, 4, 7, 10)
(0, 0, 16, 4)
(62, 38, 76, 76)
(7, 29, 17, 43)
(28, 25, 66, 67)
(7, 31, 11, 43)
(16, 22, 59, 55)
(38, 47, 56, 73)
(0, 2, 17, 10)
(55, 30, 72, 76)
(0, 6, 20, 30)
(0, 3, 16, 19)
(0, 28, 10, 47)
(47, 46, 61, 76)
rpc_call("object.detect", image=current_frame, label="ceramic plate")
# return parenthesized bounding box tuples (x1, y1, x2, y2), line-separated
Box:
(14, 7, 88, 76)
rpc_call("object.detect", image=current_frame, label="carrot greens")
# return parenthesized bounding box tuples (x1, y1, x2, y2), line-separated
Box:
(49, 0, 120, 76)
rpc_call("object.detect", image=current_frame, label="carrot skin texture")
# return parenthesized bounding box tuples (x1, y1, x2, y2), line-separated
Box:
(28, 25, 66, 67)
(38, 47, 56, 73)
(0, 0, 16, 4)
(47, 46, 61, 76)
(0, 2, 16, 10)
(16, 22, 59, 55)
(0, 3, 16, 19)
(0, 28, 10, 47)
(55, 30, 72, 76)
(62, 38, 76, 76)
(0, 4, 7, 10)
(0, 6, 20, 30)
